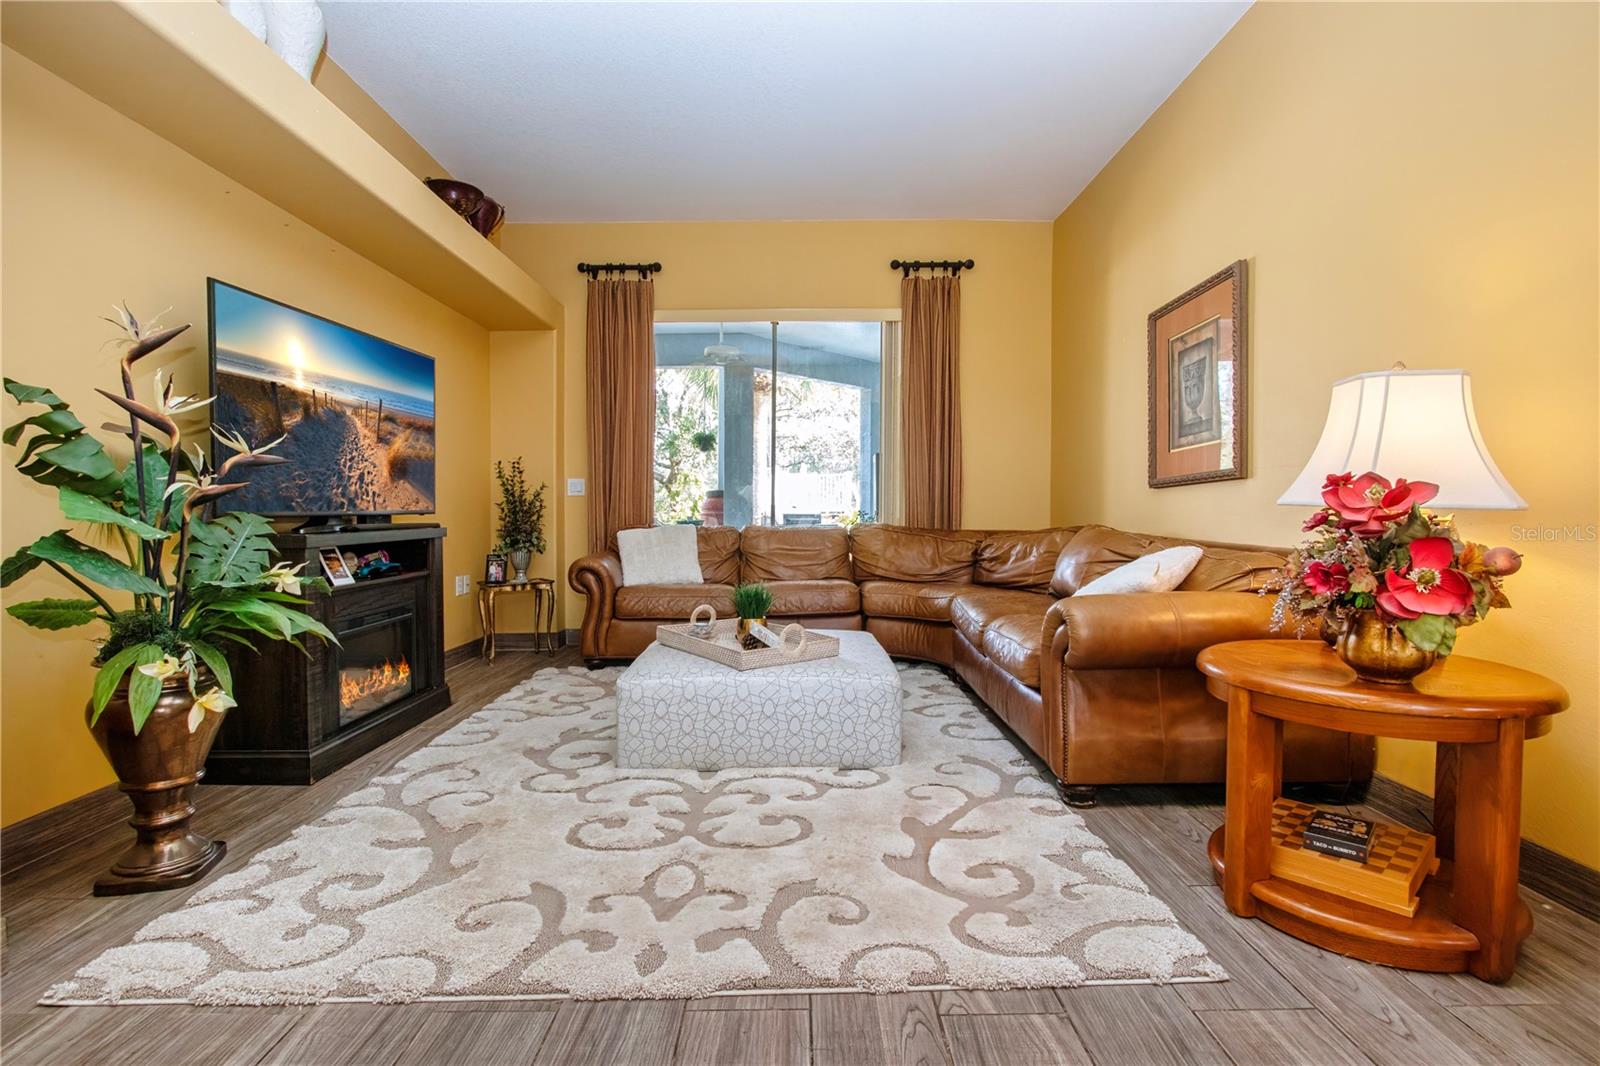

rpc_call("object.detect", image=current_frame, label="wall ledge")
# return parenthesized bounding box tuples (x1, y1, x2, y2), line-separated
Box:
(2, 0, 560, 331)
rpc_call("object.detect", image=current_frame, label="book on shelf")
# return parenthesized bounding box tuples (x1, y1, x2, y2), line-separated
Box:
(1302, 809, 1375, 862)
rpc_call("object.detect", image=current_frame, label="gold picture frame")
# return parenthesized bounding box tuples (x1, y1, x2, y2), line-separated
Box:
(1148, 261, 1247, 488)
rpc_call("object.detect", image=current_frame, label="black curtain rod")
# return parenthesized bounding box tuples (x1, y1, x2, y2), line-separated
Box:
(577, 261, 662, 279)
(890, 258, 975, 277)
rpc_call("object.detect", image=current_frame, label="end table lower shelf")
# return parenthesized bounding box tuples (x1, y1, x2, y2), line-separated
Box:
(1205, 827, 1522, 973)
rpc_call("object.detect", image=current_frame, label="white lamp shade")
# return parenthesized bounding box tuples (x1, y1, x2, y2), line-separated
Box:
(1279, 369, 1526, 509)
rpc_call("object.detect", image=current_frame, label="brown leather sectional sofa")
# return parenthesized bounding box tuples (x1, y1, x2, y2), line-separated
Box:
(569, 523, 1374, 804)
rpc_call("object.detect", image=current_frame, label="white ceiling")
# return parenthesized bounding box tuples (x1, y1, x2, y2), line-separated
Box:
(322, 1, 1249, 223)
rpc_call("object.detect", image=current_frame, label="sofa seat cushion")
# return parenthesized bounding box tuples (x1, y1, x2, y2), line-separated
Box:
(859, 580, 971, 622)
(982, 614, 1045, 688)
(950, 588, 1054, 647)
(615, 583, 734, 620)
(767, 579, 861, 617)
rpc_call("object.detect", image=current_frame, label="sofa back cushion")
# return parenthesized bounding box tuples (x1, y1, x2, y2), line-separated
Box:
(975, 528, 1081, 592)
(697, 526, 743, 586)
(740, 526, 851, 582)
(849, 525, 982, 584)
(1051, 525, 1287, 596)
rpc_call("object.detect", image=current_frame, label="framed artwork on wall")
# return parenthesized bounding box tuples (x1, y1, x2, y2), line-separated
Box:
(1148, 260, 1248, 488)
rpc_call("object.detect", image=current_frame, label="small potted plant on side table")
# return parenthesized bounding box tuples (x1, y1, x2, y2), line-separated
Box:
(493, 456, 546, 582)
(2, 306, 335, 894)
(1268, 471, 1522, 683)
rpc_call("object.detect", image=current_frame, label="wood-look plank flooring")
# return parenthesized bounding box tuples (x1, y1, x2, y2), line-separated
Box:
(3, 651, 1596, 1066)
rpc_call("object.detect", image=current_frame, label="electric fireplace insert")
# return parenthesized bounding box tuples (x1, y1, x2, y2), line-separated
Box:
(337, 608, 417, 728)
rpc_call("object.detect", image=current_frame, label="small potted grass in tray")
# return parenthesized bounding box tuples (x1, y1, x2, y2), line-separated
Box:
(732, 582, 773, 650)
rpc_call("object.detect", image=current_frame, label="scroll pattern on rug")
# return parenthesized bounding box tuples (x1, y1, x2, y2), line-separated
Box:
(46, 664, 1224, 1004)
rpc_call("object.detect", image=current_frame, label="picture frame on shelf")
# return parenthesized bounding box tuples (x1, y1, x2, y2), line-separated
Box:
(1148, 260, 1248, 488)
(318, 547, 356, 587)
(484, 553, 508, 585)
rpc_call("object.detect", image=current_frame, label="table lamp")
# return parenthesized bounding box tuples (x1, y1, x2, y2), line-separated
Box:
(1278, 366, 1526, 509)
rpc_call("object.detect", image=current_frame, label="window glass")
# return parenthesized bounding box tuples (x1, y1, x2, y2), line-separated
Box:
(653, 321, 883, 528)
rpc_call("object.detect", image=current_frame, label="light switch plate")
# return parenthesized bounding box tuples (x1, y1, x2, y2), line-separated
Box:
(567, 478, 585, 496)
(454, 575, 469, 596)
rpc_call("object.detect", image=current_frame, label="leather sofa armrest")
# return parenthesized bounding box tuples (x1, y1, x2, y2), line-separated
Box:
(1047, 591, 1297, 671)
(568, 553, 624, 657)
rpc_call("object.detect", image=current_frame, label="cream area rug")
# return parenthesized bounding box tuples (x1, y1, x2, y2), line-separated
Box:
(45, 664, 1223, 1005)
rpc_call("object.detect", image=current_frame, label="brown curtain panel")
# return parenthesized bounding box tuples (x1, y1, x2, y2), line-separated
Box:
(900, 274, 962, 529)
(585, 277, 657, 553)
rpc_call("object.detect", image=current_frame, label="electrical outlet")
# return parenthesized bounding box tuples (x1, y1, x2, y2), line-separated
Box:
(567, 478, 585, 496)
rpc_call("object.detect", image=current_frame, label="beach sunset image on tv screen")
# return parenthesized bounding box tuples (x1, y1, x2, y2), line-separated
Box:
(210, 281, 436, 515)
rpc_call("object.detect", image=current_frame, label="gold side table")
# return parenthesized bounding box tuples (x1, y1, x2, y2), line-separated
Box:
(478, 578, 557, 660)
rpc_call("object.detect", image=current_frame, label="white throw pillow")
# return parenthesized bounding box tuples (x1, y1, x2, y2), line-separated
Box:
(617, 525, 703, 587)
(1074, 545, 1204, 597)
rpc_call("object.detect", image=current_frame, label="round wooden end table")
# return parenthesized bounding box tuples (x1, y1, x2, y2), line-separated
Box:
(1197, 639, 1567, 983)
(477, 578, 558, 660)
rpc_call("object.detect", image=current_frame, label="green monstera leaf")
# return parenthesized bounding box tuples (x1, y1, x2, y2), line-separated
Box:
(185, 512, 276, 587)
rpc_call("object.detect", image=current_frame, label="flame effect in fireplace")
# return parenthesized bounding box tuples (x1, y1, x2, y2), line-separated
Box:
(340, 657, 412, 709)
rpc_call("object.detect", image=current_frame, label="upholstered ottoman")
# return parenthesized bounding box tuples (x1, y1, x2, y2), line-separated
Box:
(615, 630, 902, 769)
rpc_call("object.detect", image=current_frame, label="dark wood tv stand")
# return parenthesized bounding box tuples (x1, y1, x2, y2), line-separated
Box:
(205, 525, 452, 785)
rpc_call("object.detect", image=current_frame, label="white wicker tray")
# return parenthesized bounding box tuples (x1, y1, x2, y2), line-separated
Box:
(656, 608, 839, 671)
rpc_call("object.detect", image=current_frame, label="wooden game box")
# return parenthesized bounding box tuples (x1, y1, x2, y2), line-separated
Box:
(1269, 798, 1440, 917)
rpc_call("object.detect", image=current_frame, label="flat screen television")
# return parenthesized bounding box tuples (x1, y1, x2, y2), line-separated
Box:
(208, 279, 436, 517)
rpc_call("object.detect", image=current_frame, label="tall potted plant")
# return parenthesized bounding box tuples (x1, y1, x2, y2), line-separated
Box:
(2, 306, 334, 894)
(493, 456, 546, 582)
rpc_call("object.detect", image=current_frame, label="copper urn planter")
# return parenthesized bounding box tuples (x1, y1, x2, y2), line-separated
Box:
(85, 669, 227, 895)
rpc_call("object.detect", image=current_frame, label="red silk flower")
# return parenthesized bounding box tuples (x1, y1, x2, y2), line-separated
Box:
(1321, 472, 1439, 537)
(1376, 537, 1473, 619)
(1303, 561, 1350, 596)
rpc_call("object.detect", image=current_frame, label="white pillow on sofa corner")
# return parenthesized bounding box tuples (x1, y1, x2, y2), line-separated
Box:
(617, 525, 703, 587)
(1074, 545, 1204, 597)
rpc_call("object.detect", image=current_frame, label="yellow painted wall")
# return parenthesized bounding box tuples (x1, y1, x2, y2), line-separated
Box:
(499, 220, 1055, 627)
(487, 331, 562, 629)
(1049, 3, 1599, 864)
(311, 57, 450, 183)
(0, 50, 494, 825)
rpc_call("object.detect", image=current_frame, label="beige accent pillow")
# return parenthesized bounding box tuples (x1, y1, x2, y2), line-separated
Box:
(1073, 545, 1204, 597)
(617, 525, 703, 586)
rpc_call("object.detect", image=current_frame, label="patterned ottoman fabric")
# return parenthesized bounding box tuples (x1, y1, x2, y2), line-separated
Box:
(616, 630, 902, 769)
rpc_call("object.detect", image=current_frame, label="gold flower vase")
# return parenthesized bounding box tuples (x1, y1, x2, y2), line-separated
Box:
(735, 615, 766, 650)
(1335, 610, 1436, 685)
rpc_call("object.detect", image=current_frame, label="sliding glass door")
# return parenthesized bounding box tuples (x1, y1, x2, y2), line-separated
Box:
(653, 320, 886, 528)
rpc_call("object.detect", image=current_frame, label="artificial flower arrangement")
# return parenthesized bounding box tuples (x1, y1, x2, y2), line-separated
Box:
(1269, 472, 1521, 672)
(2, 306, 335, 734)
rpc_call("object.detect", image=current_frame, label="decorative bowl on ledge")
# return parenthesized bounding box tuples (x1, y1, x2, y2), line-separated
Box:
(423, 177, 482, 218)
(423, 177, 504, 238)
